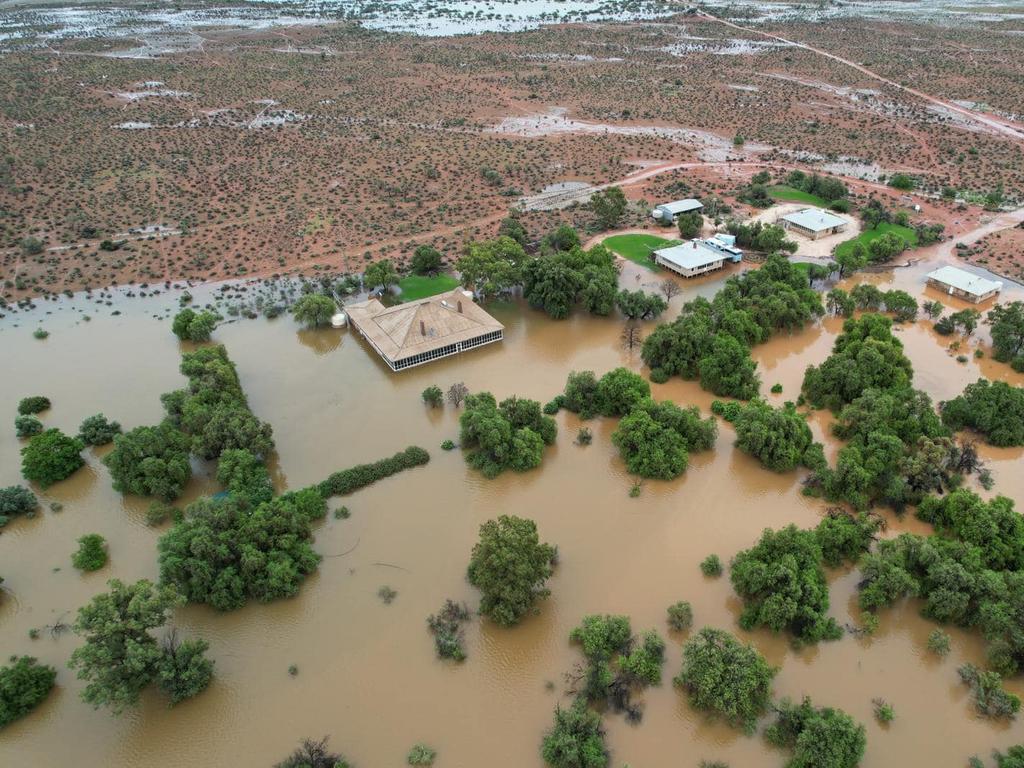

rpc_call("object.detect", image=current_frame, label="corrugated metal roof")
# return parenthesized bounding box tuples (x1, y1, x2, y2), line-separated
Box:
(781, 207, 847, 232)
(657, 199, 704, 215)
(654, 240, 727, 270)
(926, 266, 1002, 297)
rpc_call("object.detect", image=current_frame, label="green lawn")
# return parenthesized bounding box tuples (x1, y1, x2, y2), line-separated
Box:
(398, 274, 460, 301)
(603, 233, 680, 270)
(834, 222, 919, 260)
(767, 185, 828, 207)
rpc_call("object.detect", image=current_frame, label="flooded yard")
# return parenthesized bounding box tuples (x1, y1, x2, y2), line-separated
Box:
(1, 255, 1023, 767)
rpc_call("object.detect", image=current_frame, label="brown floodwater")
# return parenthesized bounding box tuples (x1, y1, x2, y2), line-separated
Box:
(1, 255, 1023, 767)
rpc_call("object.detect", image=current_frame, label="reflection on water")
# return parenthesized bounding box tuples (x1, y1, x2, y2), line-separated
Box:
(2, 260, 1024, 767)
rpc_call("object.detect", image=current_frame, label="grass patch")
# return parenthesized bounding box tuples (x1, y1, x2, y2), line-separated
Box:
(767, 184, 828, 207)
(398, 274, 460, 301)
(603, 233, 679, 270)
(834, 222, 919, 260)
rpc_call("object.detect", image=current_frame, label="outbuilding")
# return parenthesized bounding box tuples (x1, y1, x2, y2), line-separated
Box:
(346, 288, 504, 371)
(653, 236, 743, 278)
(652, 199, 703, 224)
(779, 208, 849, 240)
(926, 265, 1002, 303)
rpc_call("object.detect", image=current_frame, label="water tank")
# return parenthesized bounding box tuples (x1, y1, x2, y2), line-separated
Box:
(330, 312, 348, 328)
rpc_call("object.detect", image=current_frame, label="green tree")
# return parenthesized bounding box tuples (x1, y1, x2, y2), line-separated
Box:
(826, 288, 855, 317)
(275, 737, 352, 768)
(498, 214, 529, 245)
(291, 294, 337, 328)
(595, 367, 651, 417)
(883, 290, 918, 322)
(72, 533, 108, 571)
(216, 448, 274, 507)
(155, 631, 215, 705)
(541, 700, 608, 768)
(69, 579, 212, 713)
(78, 414, 122, 446)
(364, 259, 400, 293)
(171, 309, 219, 341)
(989, 302, 1024, 365)
(103, 423, 192, 501)
(410, 245, 443, 275)
(17, 396, 50, 415)
(731, 525, 842, 642)
(457, 236, 527, 300)
(675, 627, 776, 732)
(941, 379, 1024, 447)
(459, 393, 556, 477)
(616, 289, 667, 320)
(0, 656, 56, 729)
(14, 415, 42, 438)
(589, 186, 628, 230)
(158, 492, 324, 611)
(21, 429, 84, 488)
(732, 400, 815, 472)
(612, 408, 688, 479)
(765, 697, 867, 768)
(0, 485, 38, 527)
(677, 211, 703, 239)
(699, 334, 760, 399)
(466, 515, 555, 626)
(422, 385, 443, 407)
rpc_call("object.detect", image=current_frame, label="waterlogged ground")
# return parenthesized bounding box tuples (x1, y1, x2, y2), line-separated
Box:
(1, 258, 1024, 767)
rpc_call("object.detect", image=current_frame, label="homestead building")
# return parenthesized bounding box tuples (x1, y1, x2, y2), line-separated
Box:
(926, 265, 1002, 304)
(779, 208, 849, 240)
(346, 288, 504, 371)
(653, 235, 743, 278)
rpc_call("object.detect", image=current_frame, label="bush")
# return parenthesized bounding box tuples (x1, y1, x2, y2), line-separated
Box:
(217, 448, 274, 507)
(78, 414, 122, 446)
(700, 554, 722, 577)
(0, 656, 56, 729)
(17, 396, 50, 415)
(14, 415, 42, 438)
(21, 429, 84, 488)
(72, 534, 108, 571)
(158, 493, 324, 610)
(275, 737, 352, 768)
(317, 446, 430, 497)
(440, 439, 455, 451)
(731, 525, 842, 643)
(872, 698, 895, 724)
(541, 699, 608, 768)
(941, 379, 1024, 447)
(171, 308, 219, 341)
(103, 423, 192, 501)
(156, 633, 214, 705)
(0, 485, 38, 526)
(459, 393, 556, 478)
(765, 697, 866, 768)
(292, 294, 337, 327)
(411, 245, 443, 275)
(594, 368, 650, 417)
(732, 400, 814, 472)
(927, 629, 951, 656)
(675, 627, 776, 732)
(467, 515, 555, 626)
(959, 664, 1021, 719)
(407, 744, 437, 766)
(667, 601, 694, 631)
(427, 600, 471, 660)
(422, 385, 443, 408)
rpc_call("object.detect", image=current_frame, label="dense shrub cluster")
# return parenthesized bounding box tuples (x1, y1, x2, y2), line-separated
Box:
(77, 413, 122, 446)
(765, 697, 866, 768)
(171, 308, 219, 341)
(427, 600, 471, 661)
(21, 429, 84, 488)
(0, 485, 37, 526)
(642, 256, 820, 398)
(103, 423, 192, 501)
(158, 491, 325, 611)
(959, 665, 1021, 719)
(611, 399, 717, 480)
(0, 656, 56, 729)
(317, 446, 430, 497)
(988, 302, 1024, 370)
(522, 243, 619, 320)
(730, 400, 818, 472)
(14, 415, 42, 438)
(541, 699, 608, 768)
(16, 396, 50, 415)
(941, 379, 1024, 447)
(217, 448, 275, 507)
(459, 393, 556, 478)
(72, 533, 108, 572)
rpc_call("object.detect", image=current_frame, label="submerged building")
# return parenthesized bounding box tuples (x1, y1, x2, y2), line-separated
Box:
(926, 265, 1002, 303)
(653, 235, 743, 278)
(345, 288, 504, 371)
(779, 208, 849, 240)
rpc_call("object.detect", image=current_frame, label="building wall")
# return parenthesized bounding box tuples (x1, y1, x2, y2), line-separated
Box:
(926, 278, 999, 304)
(655, 254, 725, 278)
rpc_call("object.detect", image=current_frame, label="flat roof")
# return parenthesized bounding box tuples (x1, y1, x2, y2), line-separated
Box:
(781, 208, 847, 232)
(657, 199, 704, 215)
(926, 265, 1002, 297)
(346, 288, 504, 363)
(654, 240, 727, 270)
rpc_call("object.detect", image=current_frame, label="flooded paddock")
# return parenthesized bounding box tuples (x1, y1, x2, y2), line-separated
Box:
(1, 255, 1023, 767)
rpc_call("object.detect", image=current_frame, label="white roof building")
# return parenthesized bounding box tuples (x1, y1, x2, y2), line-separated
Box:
(654, 238, 740, 278)
(782, 207, 847, 237)
(926, 265, 1002, 303)
(652, 199, 704, 221)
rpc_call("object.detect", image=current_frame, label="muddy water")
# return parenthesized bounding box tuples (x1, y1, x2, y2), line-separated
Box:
(1, 261, 1023, 767)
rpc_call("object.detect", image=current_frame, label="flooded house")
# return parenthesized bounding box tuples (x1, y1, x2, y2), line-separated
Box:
(926, 265, 1002, 303)
(345, 288, 504, 371)
(653, 235, 743, 278)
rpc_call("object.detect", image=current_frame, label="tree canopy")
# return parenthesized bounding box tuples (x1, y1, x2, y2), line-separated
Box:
(522, 244, 618, 319)
(941, 379, 1024, 447)
(588, 186, 627, 230)
(103, 422, 192, 501)
(611, 399, 716, 480)
(457, 236, 528, 300)
(172, 308, 219, 341)
(466, 515, 555, 626)
(766, 697, 866, 768)
(541, 699, 608, 768)
(732, 400, 817, 472)
(0, 656, 56, 730)
(364, 259, 400, 293)
(989, 302, 1024, 369)
(291, 294, 337, 328)
(78, 413, 122, 446)
(459, 392, 557, 477)
(21, 428, 84, 488)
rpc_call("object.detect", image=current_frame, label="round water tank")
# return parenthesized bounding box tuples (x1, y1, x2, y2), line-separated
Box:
(331, 312, 348, 328)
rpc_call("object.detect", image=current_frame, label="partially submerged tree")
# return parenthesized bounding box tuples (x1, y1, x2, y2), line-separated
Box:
(766, 697, 867, 768)
(21, 429, 84, 488)
(292, 294, 337, 328)
(0, 656, 56, 730)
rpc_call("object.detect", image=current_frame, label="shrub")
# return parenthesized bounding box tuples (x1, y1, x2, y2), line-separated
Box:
(927, 629, 951, 656)
(21, 429, 84, 488)
(700, 554, 722, 577)
(422, 385, 443, 408)
(732, 400, 814, 472)
(317, 446, 430, 497)
(103, 423, 192, 501)
(78, 414, 122, 446)
(72, 534, 108, 571)
(675, 627, 775, 732)
(14, 415, 42, 438)
(440, 439, 455, 451)
(872, 698, 894, 724)
(467, 515, 555, 626)
(427, 600, 471, 660)
(17, 396, 50, 415)
(275, 737, 352, 768)
(217, 448, 274, 507)
(411, 245, 443, 275)
(667, 601, 694, 631)
(459, 393, 556, 478)
(407, 743, 437, 766)
(292, 294, 337, 327)
(171, 308, 219, 341)
(765, 696, 866, 768)
(541, 699, 608, 768)
(941, 379, 1024, 447)
(155, 633, 214, 705)
(576, 427, 592, 446)
(959, 665, 1020, 719)
(0, 485, 38, 526)
(0, 656, 56, 729)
